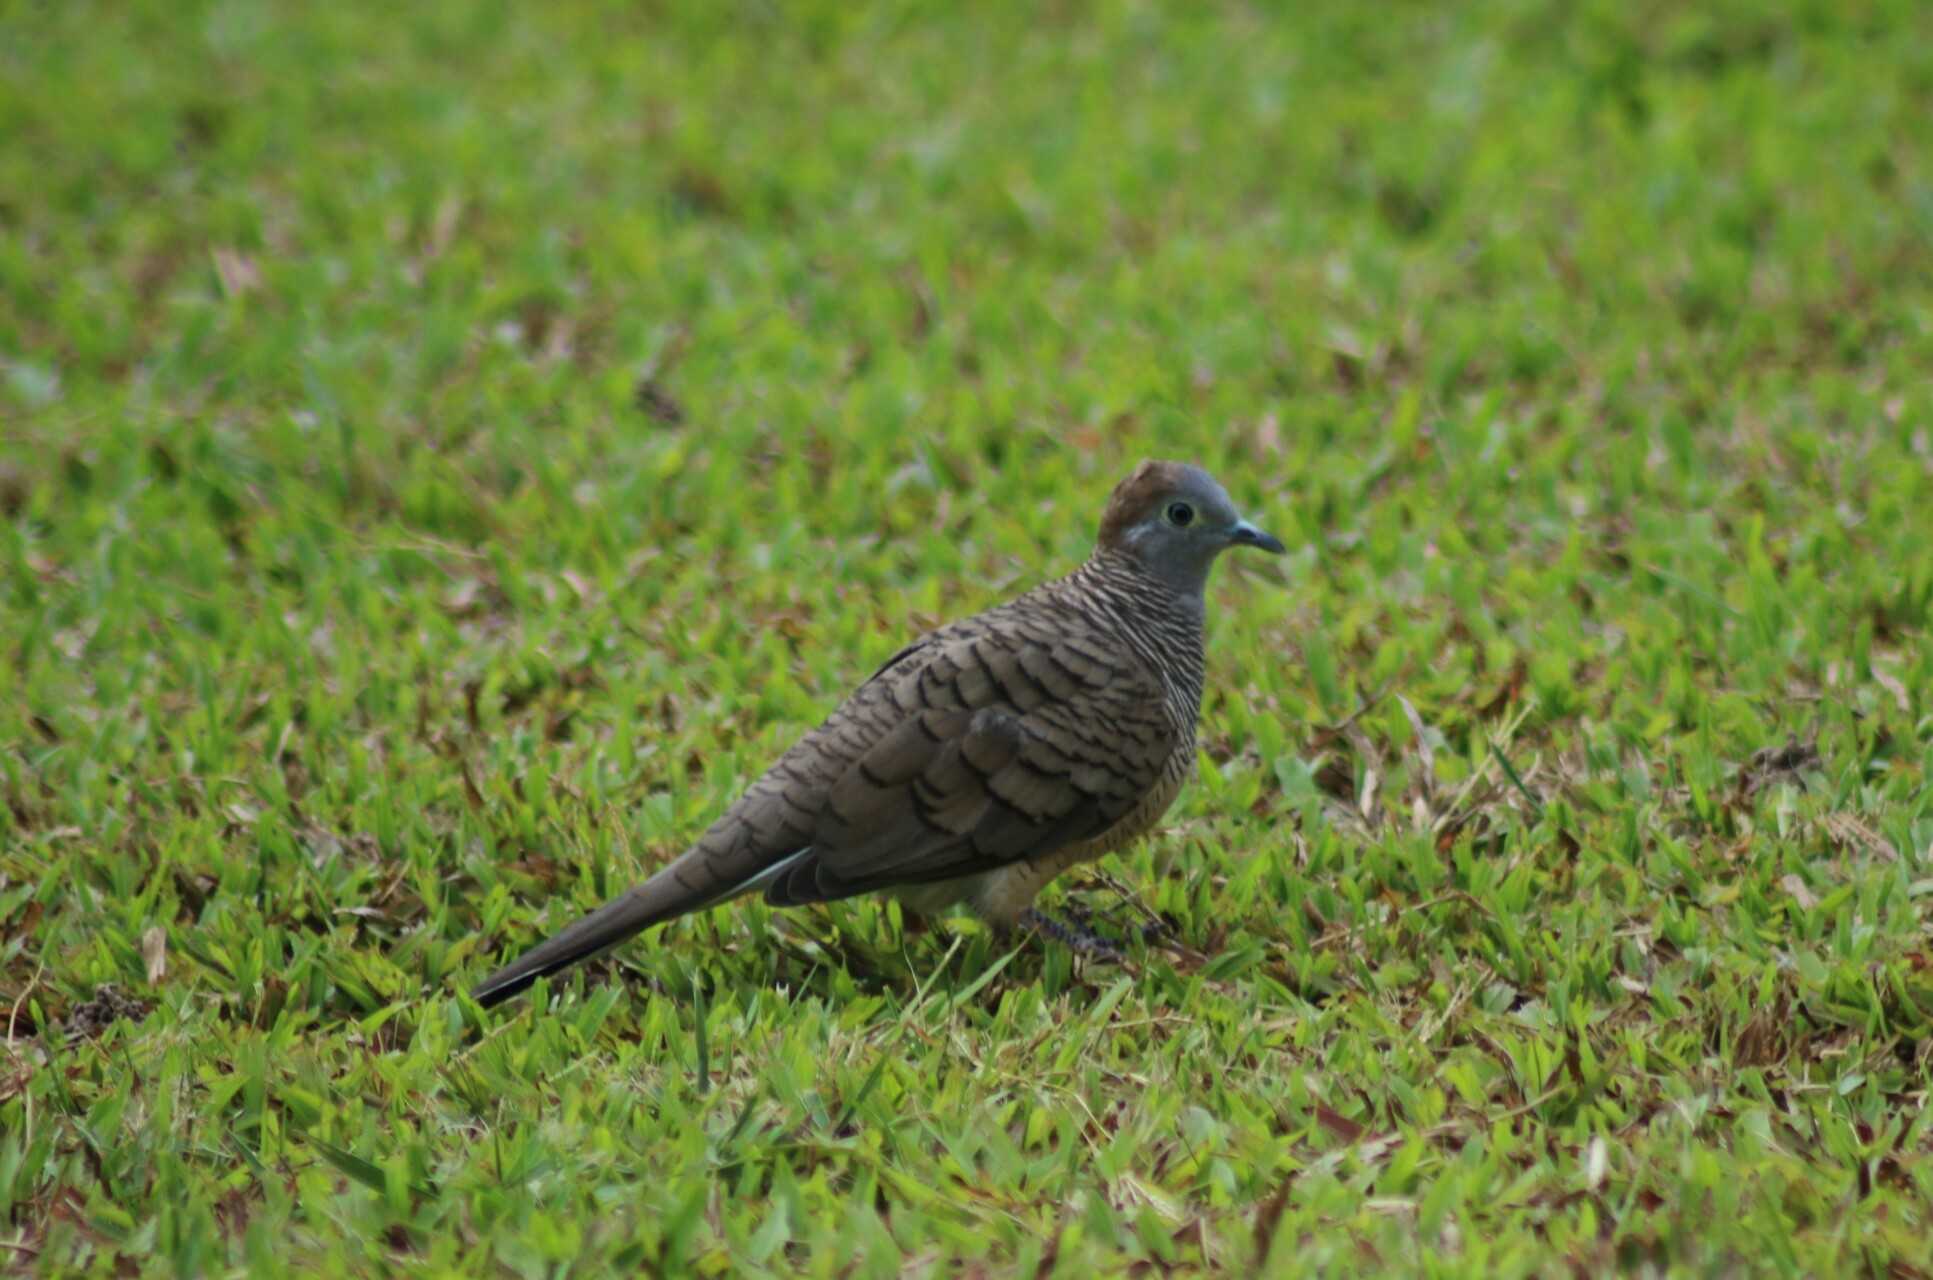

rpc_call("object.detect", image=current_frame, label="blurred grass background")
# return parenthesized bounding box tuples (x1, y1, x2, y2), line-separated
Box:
(3, 0, 1932, 1273)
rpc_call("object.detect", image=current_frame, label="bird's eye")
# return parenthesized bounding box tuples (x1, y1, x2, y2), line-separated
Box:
(1165, 501, 1195, 528)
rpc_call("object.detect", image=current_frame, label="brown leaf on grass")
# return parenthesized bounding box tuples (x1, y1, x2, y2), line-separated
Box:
(1311, 752, 1356, 802)
(1820, 812, 1899, 862)
(3, 900, 40, 944)
(1872, 662, 1911, 713)
(1251, 1181, 1293, 1267)
(457, 758, 486, 811)
(1476, 658, 1527, 718)
(424, 193, 464, 261)
(1781, 874, 1819, 911)
(444, 578, 486, 618)
(633, 378, 685, 426)
(1330, 346, 1364, 390)
(1741, 734, 1821, 797)
(1312, 1103, 1366, 1143)
(0, 1055, 33, 1104)
(670, 165, 731, 217)
(141, 927, 167, 984)
(64, 985, 150, 1041)
(1397, 693, 1436, 814)
(1252, 412, 1283, 460)
(211, 246, 260, 299)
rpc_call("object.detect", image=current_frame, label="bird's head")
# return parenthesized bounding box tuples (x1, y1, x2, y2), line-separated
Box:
(1095, 460, 1285, 594)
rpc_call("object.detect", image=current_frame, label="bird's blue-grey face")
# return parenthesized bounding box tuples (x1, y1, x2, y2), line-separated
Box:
(1103, 462, 1284, 594)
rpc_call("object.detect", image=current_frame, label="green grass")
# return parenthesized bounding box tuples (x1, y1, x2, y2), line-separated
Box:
(4, 0, 1933, 1272)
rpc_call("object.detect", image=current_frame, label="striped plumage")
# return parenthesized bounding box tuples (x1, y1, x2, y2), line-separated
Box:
(472, 460, 1283, 1008)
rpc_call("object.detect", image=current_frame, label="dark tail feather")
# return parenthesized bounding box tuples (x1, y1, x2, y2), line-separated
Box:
(467, 866, 719, 1005)
(471, 886, 676, 1008)
(470, 848, 812, 1008)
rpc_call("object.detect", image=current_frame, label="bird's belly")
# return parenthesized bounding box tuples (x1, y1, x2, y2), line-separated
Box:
(897, 753, 1193, 927)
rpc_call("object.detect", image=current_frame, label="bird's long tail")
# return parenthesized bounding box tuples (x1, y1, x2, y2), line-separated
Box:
(469, 849, 809, 1008)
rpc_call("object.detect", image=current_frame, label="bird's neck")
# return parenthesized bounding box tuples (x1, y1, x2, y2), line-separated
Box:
(1083, 548, 1211, 622)
(1069, 550, 1208, 728)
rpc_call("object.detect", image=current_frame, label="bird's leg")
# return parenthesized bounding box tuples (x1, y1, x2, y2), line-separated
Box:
(1017, 908, 1123, 961)
(1066, 888, 1175, 947)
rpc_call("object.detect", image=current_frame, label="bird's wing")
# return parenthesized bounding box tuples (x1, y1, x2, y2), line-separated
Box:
(762, 622, 1178, 904)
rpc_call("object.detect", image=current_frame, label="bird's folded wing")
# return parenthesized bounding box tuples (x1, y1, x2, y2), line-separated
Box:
(763, 628, 1176, 903)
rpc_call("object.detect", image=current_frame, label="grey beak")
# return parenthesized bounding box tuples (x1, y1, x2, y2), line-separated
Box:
(1230, 520, 1286, 554)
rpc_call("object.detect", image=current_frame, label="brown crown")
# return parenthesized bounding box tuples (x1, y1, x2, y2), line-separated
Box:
(1096, 460, 1195, 551)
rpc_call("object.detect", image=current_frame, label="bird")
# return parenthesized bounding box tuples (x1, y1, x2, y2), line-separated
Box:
(471, 460, 1284, 1007)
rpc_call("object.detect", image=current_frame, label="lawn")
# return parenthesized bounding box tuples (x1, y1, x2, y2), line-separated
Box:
(4, 0, 1932, 1273)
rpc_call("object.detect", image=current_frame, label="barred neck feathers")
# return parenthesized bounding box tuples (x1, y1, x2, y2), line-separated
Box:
(1056, 551, 1207, 729)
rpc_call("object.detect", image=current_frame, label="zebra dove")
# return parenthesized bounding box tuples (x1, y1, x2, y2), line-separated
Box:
(472, 460, 1283, 1007)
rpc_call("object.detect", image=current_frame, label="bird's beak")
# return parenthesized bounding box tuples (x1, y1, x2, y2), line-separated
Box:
(1229, 520, 1286, 554)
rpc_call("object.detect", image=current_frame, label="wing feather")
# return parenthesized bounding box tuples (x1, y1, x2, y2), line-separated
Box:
(763, 628, 1176, 905)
